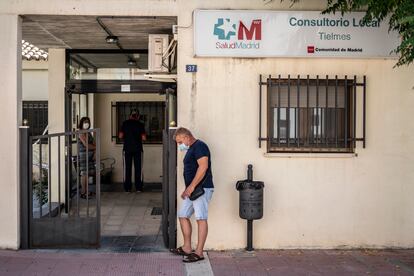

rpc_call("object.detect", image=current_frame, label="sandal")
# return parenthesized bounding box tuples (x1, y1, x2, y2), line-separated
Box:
(170, 247, 192, 256)
(183, 253, 205, 263)
(80, 192, 94, 199)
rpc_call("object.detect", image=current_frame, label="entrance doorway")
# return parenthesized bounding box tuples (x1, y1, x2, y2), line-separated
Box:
(67, 86, 176, 250)
(65, 50, 178, 250)
(21, 15, 178, 250)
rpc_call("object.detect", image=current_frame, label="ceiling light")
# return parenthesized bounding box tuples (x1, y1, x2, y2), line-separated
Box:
(127, 59, 137, 66)
(106, 35, 118, 44)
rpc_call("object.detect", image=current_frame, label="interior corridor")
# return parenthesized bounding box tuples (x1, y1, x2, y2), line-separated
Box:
(100, 189, 165, 252)
(101, 191, 162, 236)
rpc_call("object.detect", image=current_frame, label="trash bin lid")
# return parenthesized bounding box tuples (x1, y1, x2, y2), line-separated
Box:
(236, 180, 264, 190)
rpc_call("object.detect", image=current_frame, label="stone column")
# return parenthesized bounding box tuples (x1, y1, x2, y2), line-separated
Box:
(48, 49, 66, 203)
(0, 14, 22, 249)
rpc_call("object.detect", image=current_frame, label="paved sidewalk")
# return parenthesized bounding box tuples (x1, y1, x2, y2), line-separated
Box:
(0, 249, 413, 275)
(0, 250, 184, 276)
(209, 249, 414, 276)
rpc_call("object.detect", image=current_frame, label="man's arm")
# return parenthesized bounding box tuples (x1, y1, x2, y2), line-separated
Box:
(118, 122, 125, 139)
(182, 156, 208, 198)
(141, 123, 147, 141)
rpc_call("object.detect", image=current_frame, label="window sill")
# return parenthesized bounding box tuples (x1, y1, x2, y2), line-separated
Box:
(264, 152, 358, 158)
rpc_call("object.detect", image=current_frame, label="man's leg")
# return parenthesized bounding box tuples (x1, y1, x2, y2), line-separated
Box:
(133, 151, 142, 191)
(195, 220, 208, 257)
(177, 197, 194, 254)
(192, 188, 213, 257)
(124, 151, 133, 192)
(179, 217, 192, 254)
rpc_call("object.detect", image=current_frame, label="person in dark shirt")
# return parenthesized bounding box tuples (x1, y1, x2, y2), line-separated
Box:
(119, 109, 146, 192)
(170, 127, 214, 263)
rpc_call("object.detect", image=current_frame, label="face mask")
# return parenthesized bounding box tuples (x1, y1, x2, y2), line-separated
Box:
(83, 123, 90, 129)
(178, 143, 189, 151)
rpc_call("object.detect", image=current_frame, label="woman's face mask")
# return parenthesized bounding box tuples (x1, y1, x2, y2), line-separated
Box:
(83, 122, 90, 129)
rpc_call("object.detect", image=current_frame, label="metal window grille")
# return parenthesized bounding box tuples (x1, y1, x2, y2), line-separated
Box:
(22, 101, 48, 137)
(259, 75, 366, 153)
(112, 101, 165, 144)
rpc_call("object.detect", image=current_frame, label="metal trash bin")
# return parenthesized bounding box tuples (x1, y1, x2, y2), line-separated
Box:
(236, 164, 264, 251)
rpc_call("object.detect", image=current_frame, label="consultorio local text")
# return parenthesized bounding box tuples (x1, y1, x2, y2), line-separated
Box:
(289, 17, 380, 41)
(289, 17, 381, 28)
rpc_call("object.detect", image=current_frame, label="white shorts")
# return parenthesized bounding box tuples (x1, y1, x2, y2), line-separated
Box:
(178, 188, 214, 220)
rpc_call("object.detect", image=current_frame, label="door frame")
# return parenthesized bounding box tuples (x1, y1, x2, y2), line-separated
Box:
(162, 88, 177, 248)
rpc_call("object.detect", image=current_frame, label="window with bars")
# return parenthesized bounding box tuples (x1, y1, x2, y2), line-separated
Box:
(260, 75, 366, 153)
(112, 101, 165, 144)
(22, 101, 48, 137)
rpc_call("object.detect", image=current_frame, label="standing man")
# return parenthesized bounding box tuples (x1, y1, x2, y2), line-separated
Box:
(119, 109, 146, 193)
(170, 127, 214, 263)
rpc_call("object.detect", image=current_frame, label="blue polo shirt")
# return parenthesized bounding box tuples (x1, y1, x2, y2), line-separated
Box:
(183, 140, 214, 188)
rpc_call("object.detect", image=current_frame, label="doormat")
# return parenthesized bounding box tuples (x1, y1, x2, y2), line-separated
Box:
(151, 207, 162, 216)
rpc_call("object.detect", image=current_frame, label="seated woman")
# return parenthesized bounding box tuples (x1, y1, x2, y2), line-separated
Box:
(78, 117, 96, 199)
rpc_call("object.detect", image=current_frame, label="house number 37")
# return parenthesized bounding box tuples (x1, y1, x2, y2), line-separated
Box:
(186, 65, 197, 72)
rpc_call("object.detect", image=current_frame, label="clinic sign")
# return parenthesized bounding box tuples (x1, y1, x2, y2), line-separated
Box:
(194, 10, 400, 58)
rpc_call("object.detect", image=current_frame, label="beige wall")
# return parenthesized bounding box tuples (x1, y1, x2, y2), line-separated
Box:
(177, 57, 414, 250)
(22, 60, 48, 101)
(1, 0, 413, 250)
(94, 93, 164, 184)
(0, 0, 178, 16)
(0, 14, 21, 249)
(175, 1, 414, 250)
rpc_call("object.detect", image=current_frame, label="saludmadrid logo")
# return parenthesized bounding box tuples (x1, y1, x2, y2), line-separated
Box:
(213, 18, 261, 49)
